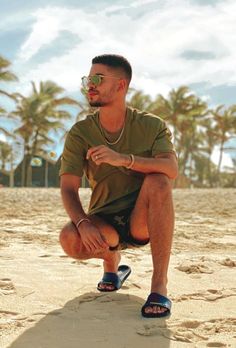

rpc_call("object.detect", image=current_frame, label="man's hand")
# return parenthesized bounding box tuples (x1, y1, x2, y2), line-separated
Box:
(78, 220, 109, 253)
(87, 145, 126, 167)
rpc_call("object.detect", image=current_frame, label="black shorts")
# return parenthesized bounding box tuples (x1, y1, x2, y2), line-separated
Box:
(95, 206, 149, 249)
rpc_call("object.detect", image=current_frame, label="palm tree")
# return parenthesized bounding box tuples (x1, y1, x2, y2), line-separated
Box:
(0, 56, 18, 135)
(152, 86, 208, 178)
(212, 105, 236, 178)
(0, 140, 12, 170)
(153, 86, 208, 144)
(10, 81, 80, 186)
(127, 89, 157, 112)
(198, 116, 219, 186)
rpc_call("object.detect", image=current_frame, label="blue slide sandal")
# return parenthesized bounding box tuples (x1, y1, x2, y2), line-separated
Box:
(97, 265, 131, 292)
(141, 292, 172, 318)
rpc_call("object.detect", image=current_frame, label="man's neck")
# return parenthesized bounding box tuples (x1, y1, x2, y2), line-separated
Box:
(99, 102, 127, 132)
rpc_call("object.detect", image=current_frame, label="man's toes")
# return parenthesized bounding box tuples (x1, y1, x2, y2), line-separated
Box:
(153, 306, 159, 314)
(157, 306, 167, 313)
(99, 283, 115, 291)
(144, 306, 168, 314)
(144, 306, 153, 314)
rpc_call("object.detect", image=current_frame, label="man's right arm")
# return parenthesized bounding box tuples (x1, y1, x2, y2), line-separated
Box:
(60, 174, 88, 224)
(60, 174, 109, 253)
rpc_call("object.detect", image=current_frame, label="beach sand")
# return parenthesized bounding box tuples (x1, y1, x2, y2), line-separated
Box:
(0, 188, 235, 348)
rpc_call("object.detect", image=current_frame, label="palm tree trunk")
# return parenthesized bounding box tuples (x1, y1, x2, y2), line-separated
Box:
(25, 146, 32, 187)
(25, 130, 40, 187)
(217, 140, 224, 187)
(26, 161, 32, 187)
(9, 150, 14, 187)
(21, 157, 25, 186)
(217, 141, 224, 173)
(45, 160, 48, 187)
(207, 152, 212, 187)
(21, 143, 27, 186)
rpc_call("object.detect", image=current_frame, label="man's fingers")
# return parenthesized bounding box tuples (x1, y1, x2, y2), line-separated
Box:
(84, 234, 108, 252)
(86, 146, 106, 159)
(87, 150, 100, 161)
(94, 234, 108, 249)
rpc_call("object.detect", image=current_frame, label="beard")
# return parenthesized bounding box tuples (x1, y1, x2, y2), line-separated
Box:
(88, 96, 110, 107)
(88, 88, 116, 107)
(89, 100, 107, 107)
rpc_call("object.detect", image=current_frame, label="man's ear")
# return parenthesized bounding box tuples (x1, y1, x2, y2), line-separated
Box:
(117, 79, 127, 92)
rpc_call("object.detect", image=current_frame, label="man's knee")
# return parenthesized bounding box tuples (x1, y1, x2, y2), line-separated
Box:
(60, 222, 74, 246)
(59, 222, 82, 258)
(143, 173, 171, 195)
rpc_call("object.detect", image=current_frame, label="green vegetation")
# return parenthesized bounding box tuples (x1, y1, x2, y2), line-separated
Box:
(0, 55, 235, 187)
(127, 88, 236, 187)
(0, 56, 18, 135)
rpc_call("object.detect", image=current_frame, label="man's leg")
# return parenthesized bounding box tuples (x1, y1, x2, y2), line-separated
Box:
(129, 173, 174, 314)
(60, 215, 121, 290)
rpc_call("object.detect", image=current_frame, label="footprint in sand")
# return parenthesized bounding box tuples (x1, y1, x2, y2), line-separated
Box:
(174, 288, 236, 302)
(0, 311, 19, 330)
(219, 258, 236, 267)
(136, 324, 170, 338)
(130, 282, 142, 289)
(0, 311, 36, 332)
(125, 253, 142, 262)
(206, 342, 227, 347)
(176, 263, 213, 274)
(0, 278, 16, 295)
(166, 318, 236, 345)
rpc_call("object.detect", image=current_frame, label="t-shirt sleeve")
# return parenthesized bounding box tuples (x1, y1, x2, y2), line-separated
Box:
(151, 120, 176, 156)
(59, 125, 87, 177)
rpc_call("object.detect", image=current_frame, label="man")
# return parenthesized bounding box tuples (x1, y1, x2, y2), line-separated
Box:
(59, 54, 178, 318)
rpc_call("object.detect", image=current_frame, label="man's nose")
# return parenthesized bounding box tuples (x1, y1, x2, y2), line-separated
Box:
(88, 79, 96, 89)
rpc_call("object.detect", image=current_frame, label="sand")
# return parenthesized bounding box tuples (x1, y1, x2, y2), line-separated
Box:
(0, 188, 235, 348)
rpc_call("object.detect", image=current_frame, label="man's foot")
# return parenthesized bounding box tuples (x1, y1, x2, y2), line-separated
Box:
(141, 292, 172, 318)
(97, 265, 131, 292)
(97, 251, 121, 291)
(143, 283, 169, 315)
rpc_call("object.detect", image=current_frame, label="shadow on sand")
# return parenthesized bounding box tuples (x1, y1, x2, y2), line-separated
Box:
(8, 292, 171, 348)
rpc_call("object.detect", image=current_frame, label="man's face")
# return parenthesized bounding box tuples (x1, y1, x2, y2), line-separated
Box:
(85, 64, 122, 107)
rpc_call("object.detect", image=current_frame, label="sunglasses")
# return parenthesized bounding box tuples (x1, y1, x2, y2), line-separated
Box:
(81, 74, 121, 90)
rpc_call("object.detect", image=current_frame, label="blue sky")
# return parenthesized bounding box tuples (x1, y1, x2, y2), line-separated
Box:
(0, 0, 235, 166)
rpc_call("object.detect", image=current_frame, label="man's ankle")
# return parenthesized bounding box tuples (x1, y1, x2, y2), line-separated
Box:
(151, 275, 168, 295)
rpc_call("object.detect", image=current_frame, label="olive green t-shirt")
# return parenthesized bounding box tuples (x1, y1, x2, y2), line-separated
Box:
(59, 107, 175, 214)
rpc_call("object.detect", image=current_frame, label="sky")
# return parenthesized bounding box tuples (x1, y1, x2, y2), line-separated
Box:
(0, 0, 235, 167)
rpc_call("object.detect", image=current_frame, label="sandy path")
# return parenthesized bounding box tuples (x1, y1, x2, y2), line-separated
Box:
(0, 188, 235, 348)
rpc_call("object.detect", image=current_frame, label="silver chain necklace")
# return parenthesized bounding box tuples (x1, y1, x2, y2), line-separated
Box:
(99, 118, 126, 145)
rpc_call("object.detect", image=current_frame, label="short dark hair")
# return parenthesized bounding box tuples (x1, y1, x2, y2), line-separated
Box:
(92, 54, 132, 83)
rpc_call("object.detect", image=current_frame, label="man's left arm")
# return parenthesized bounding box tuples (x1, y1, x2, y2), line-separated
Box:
(122, 152, 178, 179)
(87, 146, 178, 180)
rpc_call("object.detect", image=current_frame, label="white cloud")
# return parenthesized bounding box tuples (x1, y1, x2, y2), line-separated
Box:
(12, 0, 236, 98)
(129, 0, 158, 7)
(18, 8, 65, 60)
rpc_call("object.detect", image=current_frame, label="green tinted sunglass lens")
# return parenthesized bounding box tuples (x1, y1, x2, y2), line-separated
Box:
(91, 75, 102, 86)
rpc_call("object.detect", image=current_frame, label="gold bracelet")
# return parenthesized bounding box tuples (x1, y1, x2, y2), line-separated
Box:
(75, 218, 90, 229)
(126, 154, 135, 169)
